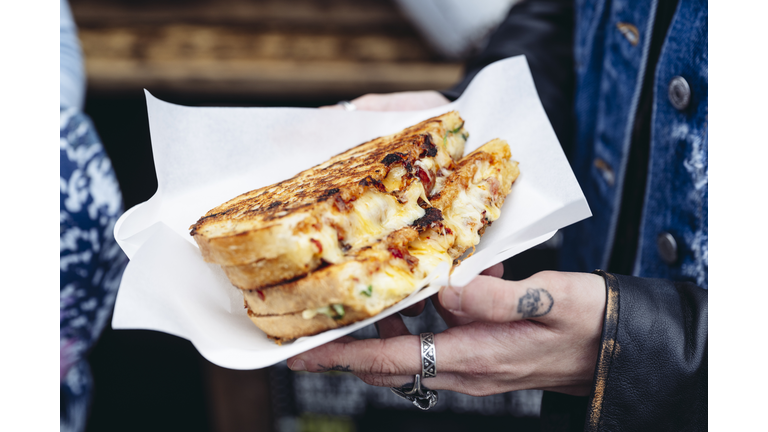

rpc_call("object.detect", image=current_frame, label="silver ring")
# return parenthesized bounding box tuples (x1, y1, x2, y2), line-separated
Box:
(337, 100, 357, 111)
(389, 332, 438, 410)
(421, 332, 437, 378)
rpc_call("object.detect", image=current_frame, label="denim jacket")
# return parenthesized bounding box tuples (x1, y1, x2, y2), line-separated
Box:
(444, 2, 708, 429)
(445, 0, 708, 289)
(560, 0, 708, 288)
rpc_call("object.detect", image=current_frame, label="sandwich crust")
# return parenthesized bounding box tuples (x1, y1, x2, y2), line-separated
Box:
(247, 307, 374, 345)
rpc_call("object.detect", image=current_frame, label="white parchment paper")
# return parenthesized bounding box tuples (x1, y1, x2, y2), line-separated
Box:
(112, 56, 591, 370)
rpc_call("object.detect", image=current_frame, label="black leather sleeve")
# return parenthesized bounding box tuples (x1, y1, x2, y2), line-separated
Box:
(540, 272, 708, 431)
(440, 0, 575, 155)
(583, 271, 708, 431)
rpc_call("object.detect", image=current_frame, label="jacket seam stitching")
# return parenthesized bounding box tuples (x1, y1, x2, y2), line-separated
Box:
(601, 0, 660, 269)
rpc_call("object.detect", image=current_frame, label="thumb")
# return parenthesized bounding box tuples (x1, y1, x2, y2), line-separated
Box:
(438, 276, 554, 323)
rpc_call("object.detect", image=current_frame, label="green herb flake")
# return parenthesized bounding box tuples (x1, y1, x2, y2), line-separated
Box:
(449, 121, 465, 134)
(443, 135, 447, 148)
(332, 304, 345, 320)
(317, 306, 334, 319)
(360, 285, 373, 297)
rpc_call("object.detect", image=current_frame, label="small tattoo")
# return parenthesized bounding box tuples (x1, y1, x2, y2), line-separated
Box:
(317, 364, 353, 372)
(517, 288, 554, 318)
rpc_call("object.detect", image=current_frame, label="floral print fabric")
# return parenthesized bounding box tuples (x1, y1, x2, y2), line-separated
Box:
(60, 107, 127, 431)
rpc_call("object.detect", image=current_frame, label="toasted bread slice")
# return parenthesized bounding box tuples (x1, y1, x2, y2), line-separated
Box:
(191, 112, 468, 289)
(244, 139, 519, 342)
(247, 308, 373, 345)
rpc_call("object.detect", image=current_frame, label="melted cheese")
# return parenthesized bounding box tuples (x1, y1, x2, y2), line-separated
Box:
(301, 229, 454, 319)
(301, 156, 507, 320)
(444, 132, 466, 161)
(301, 155, 506, 320)
(331, 181, 427, 249)
(442, 160, 503, 249)
(382, 165, 408, 191)
(289, 160, 450, 269)
(408, 231, 455, 276)
(306, 225, 346, 264)
(302, 305, 343, 320)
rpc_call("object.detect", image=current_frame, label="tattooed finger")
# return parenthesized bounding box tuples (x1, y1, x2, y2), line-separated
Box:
(317, 364, 354, 373)
(517, 288, 554, 318)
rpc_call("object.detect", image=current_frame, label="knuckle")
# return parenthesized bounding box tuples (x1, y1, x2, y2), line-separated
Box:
(490, 291, 509, 322)
(368, 350, 401, 376)
(533, 270, 556, 284)
(537, 270, 566, 287)
(359, 374, 395, 387)
(453, 375, 493, 397)
(489, 284, 515, 322)
(465, 359, 491, 380)
(467, 384, 497, 397)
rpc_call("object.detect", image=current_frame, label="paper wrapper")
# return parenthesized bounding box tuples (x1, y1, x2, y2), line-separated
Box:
(112, 56, 591, 370)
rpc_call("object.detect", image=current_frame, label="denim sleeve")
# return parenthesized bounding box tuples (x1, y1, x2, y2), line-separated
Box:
(60, 0, 85, 110)
(440, 0, 575, 154)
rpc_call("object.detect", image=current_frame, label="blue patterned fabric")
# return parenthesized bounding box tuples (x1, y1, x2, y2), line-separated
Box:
(60, 107, 128, 432)
(60, 0, 85, 110)
(560, 0, 708, 288)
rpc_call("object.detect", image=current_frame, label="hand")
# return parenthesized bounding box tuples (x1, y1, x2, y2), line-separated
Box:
(321, 90, 451, 111)
(287, 270, 606, 397)
(399, 262, 505, 318)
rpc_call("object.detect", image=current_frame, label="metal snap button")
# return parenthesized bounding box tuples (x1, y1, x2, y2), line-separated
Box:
(593, 158, 615, 186)
(656, 232, 678, 265)
(616, 22, 640, 46)
(668, 76, 691, 111)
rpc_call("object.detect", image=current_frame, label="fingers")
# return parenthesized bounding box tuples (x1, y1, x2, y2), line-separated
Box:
(431, 295, 476, 327)
(480, 262, 504, 278)
(437, 271, 607, 327)
(288, 334, 422, 376)
(399, 300, 426, 317)
(439, 275, 522, 323)
(375, 314, 410, 338)
(286, 335, 356, 372)
(356, 372, 459, 391)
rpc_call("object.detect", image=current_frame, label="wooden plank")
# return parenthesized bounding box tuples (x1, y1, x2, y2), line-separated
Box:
(70, 0, 407, 29)
(78, 25, 440, 63)
(85, 57, 462, 98)
(78, 25, 462, 98)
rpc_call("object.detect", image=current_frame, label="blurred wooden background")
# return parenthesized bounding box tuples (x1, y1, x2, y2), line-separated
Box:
(71, 0, 462, 101)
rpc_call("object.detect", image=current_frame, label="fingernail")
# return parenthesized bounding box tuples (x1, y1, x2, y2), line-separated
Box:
(440, 285, 462, 312)
(289, 359, 306, 371)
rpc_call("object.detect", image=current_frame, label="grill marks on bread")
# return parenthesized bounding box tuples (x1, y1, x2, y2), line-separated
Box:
(190, 118, 451, 236)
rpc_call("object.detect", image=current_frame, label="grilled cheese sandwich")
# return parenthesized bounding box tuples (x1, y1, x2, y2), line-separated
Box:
(190, 113, 519, 343)
(242, 139, 519, 343)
